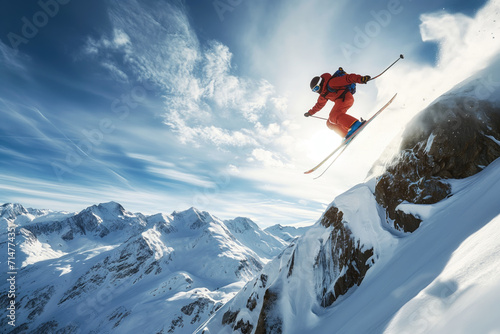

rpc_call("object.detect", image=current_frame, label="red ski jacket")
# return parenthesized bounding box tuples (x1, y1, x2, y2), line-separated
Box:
(308, 72, 364, 115)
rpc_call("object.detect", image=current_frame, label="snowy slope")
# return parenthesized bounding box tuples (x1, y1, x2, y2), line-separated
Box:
(200, 58, 500, 334)
(314, 158, 500, 334)
(0, 203, 289, 333)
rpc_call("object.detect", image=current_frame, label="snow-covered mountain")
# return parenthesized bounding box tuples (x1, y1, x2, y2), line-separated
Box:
(199, 60, 500, 333)
(0, 203, 290, 333)
(223, 218, 289, 261)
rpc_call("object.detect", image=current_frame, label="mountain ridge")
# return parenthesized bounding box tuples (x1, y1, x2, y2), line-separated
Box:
(0, 202, 305, 333)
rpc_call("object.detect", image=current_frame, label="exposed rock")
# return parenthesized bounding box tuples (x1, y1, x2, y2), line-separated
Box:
(316, 206, 374, 307)
(246, 293, 258, 311)
(168, 316, 184, 333)
(109, 306, 131, 329)
(33, 320, 59, 333)
(108, 237, 154, 280)
(220, 306, 254, 333)
(259, 274, 268, 289)
(221, 309, 239, 326)
(286, 250, 295, 278)
(58, 262, 107, 305)
(26, 286, 56, 320)
(376, 97, 500, 232)
(255, 289, 282, 334)
(181, 297, 214, 324)
(320, 206, 343, 229)
(234, 319, 254, 334)
(61, 229, 74, 241)
(20, 201, 146, 242)
(236, 258, 263, 278)
(9, 323, 30, 334)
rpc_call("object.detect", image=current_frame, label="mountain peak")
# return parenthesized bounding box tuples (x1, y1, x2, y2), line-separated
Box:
(1, 203, 28, 220)
(91, 201, 127, 216)
(224, 217, 259, 233)
(172, 207, 213, 230)
(172, 206, 201, 216)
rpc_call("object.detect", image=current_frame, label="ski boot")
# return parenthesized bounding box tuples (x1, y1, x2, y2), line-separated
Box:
(345, 118, 366, 139)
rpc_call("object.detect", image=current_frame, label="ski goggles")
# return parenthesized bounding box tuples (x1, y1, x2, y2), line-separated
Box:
(312, 83, 321, 93)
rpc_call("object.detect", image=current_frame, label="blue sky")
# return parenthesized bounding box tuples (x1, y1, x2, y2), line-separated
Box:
(1, 0, 497, 227)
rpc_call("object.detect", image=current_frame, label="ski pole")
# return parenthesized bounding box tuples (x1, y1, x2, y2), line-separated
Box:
(310, 115, 328, 121)
(368, 54, 404, 81)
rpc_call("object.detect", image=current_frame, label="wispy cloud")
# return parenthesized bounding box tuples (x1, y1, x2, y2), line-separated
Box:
(148, 167, 215, 188)
(81, 0, 289, 162)
(127, 153, 216, 188)
(0, 40, 27, 71)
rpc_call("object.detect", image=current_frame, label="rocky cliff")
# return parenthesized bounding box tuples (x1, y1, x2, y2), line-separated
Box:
(376, 94, 500, 232)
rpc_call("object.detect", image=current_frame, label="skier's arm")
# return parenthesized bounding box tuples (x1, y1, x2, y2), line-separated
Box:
(328, 73, 367, 86)
(308, 95, 328, 115)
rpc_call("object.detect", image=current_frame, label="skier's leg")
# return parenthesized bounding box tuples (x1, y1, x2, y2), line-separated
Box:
(326, 119, 347, 137)
(327, 93, 357, 137)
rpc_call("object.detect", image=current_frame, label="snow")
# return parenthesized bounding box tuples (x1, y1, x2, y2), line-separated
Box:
(18, 228, 67, 266)
(486, 134, 500, 146)
(443, 54, 500, 106)
(386, 214, 500, 334)
(395, 201, 435, 220)
(209, 156, 500, 334)
(263, 183, 399, 334)
(332, 184, 397, 257)
(203, 144, 500, 333)
(424, 132, 435, 153)
(0, 203, 293, 333)
(56, 264, 73, 276)
(310, 157, 500, 334)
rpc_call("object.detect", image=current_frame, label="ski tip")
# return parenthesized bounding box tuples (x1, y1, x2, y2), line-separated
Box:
(304, 170, 313, 174)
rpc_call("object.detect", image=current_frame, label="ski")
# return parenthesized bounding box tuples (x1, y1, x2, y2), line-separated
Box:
(304, 93, 397, 175)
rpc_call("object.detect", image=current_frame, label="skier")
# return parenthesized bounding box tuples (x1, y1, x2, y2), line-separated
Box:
(304, 69, 371, 138)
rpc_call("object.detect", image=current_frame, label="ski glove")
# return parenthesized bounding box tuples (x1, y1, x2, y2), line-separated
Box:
(361, 75, 371, 84)
(304, 112, 312, 117)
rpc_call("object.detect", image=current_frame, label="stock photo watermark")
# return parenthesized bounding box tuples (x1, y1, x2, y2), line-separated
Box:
(5, 221, 18, 327)
(7, 0, 72, 53)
